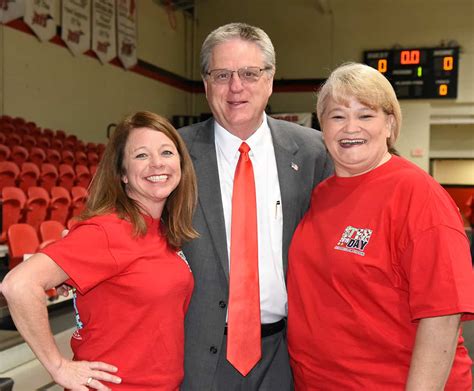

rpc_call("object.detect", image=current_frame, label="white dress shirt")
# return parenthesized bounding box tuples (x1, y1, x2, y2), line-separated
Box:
(215, 114, 287, 323)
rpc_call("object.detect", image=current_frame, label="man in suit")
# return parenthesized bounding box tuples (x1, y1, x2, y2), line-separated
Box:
(179, 23, 332, 390)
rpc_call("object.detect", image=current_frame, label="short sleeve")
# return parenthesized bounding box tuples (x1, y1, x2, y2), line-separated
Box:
(40, 221, 118, 295)
(400, 224, 474, 321)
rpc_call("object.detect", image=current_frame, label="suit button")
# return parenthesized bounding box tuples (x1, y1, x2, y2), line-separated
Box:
(209, 346, 218, 354)
(219, 300, 226, 308)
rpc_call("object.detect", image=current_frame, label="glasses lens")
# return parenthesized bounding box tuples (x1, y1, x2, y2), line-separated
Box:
(211, 70, 232, 83)
(238, 67, 261, 82)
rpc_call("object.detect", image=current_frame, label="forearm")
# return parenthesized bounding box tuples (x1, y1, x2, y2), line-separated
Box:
(406, 314, 461, 391)
(1, 254, 69, 378)
(2, 275, 64, 376)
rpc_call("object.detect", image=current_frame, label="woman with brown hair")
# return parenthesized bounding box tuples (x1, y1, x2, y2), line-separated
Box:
(1, 111, 198, 390)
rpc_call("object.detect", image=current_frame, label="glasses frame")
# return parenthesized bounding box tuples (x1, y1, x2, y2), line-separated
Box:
(206, 66, 273, 84)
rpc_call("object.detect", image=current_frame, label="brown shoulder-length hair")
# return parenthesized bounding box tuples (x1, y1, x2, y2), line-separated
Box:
(79, 111, 198, 248)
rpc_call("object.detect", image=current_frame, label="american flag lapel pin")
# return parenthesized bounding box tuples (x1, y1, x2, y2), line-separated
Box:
(291, 162, 299, 171)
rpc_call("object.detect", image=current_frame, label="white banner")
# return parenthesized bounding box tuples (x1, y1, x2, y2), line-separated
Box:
(24, 0, 56, 42)
(272, 113, 313, 128)
(61, 0, 91, 56)
(116, 0, 137, 70)
(92, 0, 116, 64)
(0, 0, 25, 24)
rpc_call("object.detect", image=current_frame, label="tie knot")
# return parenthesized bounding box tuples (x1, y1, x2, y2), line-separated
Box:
(239, 142, 250, 154)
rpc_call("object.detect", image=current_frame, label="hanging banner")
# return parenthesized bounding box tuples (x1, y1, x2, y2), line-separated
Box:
(92, 0, 116, 64)
(116, 0, 137, 70)
(24, 0, 56, 42)
(0, 0, 25, 24)
(271, 113, 313, 128)
(61, 0, 91, 56)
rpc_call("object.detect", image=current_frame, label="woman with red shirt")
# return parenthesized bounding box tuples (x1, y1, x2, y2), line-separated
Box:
(287, 63, 474, 390)
(2, 111, 198, 390)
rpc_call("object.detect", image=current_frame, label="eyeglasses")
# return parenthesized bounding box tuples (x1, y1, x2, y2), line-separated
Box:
(206, 66, 273, 84)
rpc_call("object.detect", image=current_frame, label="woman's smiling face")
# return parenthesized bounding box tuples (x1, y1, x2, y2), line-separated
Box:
(321, 96, 394, 177)
(121, 127, 181, 218)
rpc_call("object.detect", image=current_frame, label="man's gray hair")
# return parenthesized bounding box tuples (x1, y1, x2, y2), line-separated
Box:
(200, 22, 276, 77)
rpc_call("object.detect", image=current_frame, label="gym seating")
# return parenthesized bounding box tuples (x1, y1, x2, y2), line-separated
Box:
(74, 151, 88, 166)
(25, 186, 50, 232)
(46, 148, 61, 167)
(0, 161, 20, 191)
(7, 223, 40, 269)
(19, 162, 40, 192)
(61, 150, 75, 166)
(0, 144, 11, 162)
(29, 147, 47, 167)
(39, 163, 59, 192)
(49, 186, 71, 225)
(39, 220, 65, 246)
(71, 186, 88, 217)
(75, 165, 91, 188)
(1, 186, 26, 242)
(10, 145, 29, 167)
(58, 164, 75, 191)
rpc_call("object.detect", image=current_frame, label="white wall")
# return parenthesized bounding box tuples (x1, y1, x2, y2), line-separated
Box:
(193, 0, 474, 171)
(0, 0, 192, 143)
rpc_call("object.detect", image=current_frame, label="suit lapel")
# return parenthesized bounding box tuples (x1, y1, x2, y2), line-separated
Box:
(188, 120, 230, 280)
(268, 117, 301, 273)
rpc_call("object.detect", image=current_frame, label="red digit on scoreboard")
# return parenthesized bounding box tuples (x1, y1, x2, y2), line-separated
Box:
(400, 50, 420, 65)
(443, 56, 454, 71)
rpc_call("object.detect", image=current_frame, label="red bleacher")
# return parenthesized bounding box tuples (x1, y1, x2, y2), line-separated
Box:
(0, 114, 105, 269)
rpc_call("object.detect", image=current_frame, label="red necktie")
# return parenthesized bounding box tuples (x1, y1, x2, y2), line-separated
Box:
(227, 142, 261, 376)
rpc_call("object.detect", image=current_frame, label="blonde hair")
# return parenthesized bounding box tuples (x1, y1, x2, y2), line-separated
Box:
(80, 111, 198, 248)
(317, 62, 402, 151)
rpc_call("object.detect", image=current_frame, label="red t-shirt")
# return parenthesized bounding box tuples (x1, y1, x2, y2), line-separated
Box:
(287, 155, 474, 390)
(41, 214, 194, 390)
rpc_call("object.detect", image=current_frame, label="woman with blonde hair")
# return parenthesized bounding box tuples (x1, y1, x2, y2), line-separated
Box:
(287, 63, 474, 390)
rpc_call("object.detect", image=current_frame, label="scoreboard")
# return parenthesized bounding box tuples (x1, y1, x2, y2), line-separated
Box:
(363, 47, 459, 99)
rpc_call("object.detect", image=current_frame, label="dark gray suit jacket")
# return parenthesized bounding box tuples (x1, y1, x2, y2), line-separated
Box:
(178, 117, 333, 390)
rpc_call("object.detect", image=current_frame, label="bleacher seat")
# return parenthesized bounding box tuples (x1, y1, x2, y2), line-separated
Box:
(1, 187, 26, 243)
(16, 125, 30, 137)
(46, 148, 61, 167)
(39, 220, 64, 244)
(6, 133, 22, 148)
(75, 140, 85, 152)
(61, 150, 75, 166)
(7, 223, 40, 269)
(75, 164, 91, 188)
(89, 164, 98, 177)
(71, 186, 88, 217)
(74, 151, 88, 166)
(19, 162, 40, 192)
(25, 186, 50, 232)
(43, 128, 55, 139)
(0, 123, 15, 135)
(30, 147, 47, 166)
(11, 145, 29, 167)
(86, 142, 98, 153)
(23, 134, 37, 150)
(39, 163, 59, 192)
(51, 138, 64, 150)
(58, 164, 75, 190)
(37, 136, 51, 149)
(0, 161, 20, 191)
(55, 129, 66, 140)
(0, 144, 10, 161)
(11, 117, 26, 128)
(0, 132, 6, 144)
(49, 186, 71, 225)
(87, 151, 99, 166)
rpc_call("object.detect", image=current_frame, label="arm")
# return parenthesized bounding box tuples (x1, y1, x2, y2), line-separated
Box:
(1, 253, 121, 390)
(405, 314, 461, 391)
